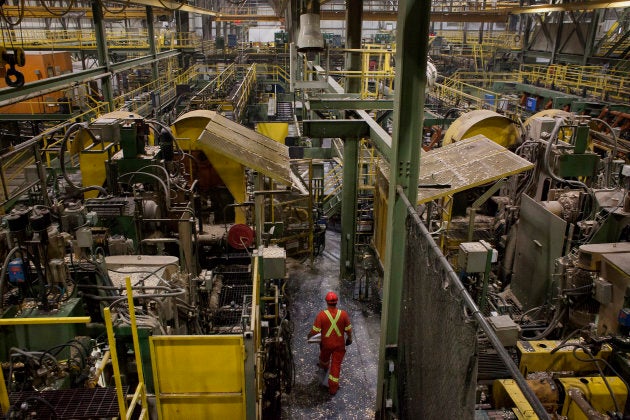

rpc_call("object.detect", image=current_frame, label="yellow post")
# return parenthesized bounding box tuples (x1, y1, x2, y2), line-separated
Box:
(0, 357, 10, 415)
(104, 307, 128, 418)
(125, 277, 149, 414)
(0, 316, 91, 326)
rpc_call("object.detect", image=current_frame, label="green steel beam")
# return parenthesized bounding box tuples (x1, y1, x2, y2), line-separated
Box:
(302, 114, 392, 161)
(92, 0, 113, 107)
(0, 50, 179, 108)
(308, 98, 394, 110)
(302, 120, 369, 138)
(376, 0, 431, 415)
(109, 50, 179, 73)
(146, 6, 160, 82)
(356, 110, 392, 162)
(0, 68, 108, 107)
(0, 113, 78, 121)
(340, 138, 359, 280)
(345, 0, 363, 94)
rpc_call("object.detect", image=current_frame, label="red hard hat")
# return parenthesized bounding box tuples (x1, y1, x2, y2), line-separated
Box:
(325, 291, 338, 304)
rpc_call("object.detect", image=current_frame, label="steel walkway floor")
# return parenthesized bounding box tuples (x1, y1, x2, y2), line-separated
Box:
(283, 231, 381, 419)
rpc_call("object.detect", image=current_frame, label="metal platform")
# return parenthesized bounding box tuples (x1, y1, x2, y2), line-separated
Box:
(9, 388, 120, 419)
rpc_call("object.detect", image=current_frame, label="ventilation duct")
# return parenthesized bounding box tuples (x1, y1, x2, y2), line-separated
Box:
(297, 0, 324, 51)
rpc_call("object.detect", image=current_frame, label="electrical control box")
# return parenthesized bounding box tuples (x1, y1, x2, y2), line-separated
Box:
(487, 315, 520, 347)
(527, 117, 556, 142)
(458, 242, 490, 273)
(262, 246, 287, 279)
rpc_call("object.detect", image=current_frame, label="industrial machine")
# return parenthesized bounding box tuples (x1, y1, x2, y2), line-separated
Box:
(0, 111, 319, 418)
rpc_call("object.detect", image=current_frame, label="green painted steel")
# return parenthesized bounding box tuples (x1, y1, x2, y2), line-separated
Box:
(0, 50, 179, 108)
(146, 6, 160, 82)
(0, 298, 86, 361)
(91, 0, 114, 108)
(302, 119, 369, 138)
(376, 0, 432, 416)
(308, 98, 393, 110)
(345, 0, 363, 94)
(340, 138, 359, 280)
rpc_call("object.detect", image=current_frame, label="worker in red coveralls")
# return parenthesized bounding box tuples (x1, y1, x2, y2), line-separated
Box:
(307, 291, 353, 395)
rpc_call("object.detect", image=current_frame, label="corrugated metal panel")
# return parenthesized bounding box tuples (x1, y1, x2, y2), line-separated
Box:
(150, 335, 245, 419)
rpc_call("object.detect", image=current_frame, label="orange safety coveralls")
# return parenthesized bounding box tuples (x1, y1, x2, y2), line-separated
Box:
(310, 307, 352, 394)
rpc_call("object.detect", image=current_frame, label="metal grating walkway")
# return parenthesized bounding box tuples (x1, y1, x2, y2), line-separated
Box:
(9, 387, 121, 419)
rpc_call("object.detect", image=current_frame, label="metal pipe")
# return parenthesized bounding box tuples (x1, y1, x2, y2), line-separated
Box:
(0, 316, 91, 326)
(396, 185, 550, 419)
(88, 350, 111, 388)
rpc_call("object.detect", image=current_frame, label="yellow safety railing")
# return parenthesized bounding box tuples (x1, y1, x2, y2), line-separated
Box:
(519, 64, 630, 102)
(0, 99, 111, 210)
(0, 28, 202, 51)
(435, 30, 522, 50)
(432, 77, 501, 111)
(113, 62, 197, 114)
(450, 71, 515, 86)
(104, 277, 149, 420)
(231, 64, 257, 122)
(323, 47, 395, 99)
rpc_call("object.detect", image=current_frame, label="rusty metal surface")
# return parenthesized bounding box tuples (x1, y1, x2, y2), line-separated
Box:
(283, 231, 380, 418)
(196, 111, 292, 185)
(379, 135, 534, 204)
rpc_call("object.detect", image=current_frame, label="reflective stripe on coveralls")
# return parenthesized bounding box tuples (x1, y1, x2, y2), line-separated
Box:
(324, 310, 342, 337)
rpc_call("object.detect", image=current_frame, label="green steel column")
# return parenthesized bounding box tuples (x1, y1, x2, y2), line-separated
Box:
(582, 10, 601, 65)
(340, 138, 359, 280)
(91, 0, 113, 107)
(340, 0, 363, 280)
(550, 12, 564, 64)
(375, 0, 430, 415)
(345, 0, 363, 94)
(146, 6, 159, 82)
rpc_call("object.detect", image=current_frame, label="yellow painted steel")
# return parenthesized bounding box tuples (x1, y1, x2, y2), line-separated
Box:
(171, 112, 247, 224)
(88, 350, 111, 388)
(0, 355, 9, 415)
(492, 379, 539, 420)
(518, 341, 612, 375)
(443, 110, 520, 147)
(125, 278, 149, 419)
(0, 316, 91, 325)
(150, 335, 246, 419)
(256, 122, 289, 144)
(559, 377, 627, 418)
(519, 64, 629, 103)
(78, 142, 116, 199)
(104, 307, 129, 418)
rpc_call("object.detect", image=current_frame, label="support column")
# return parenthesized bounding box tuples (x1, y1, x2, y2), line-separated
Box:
(582, 10, 601, 65)
(146, 6, 159, 82)
(345, 0, 363, 94)
(340, 138, 359, 280)
(550, 12, 564, 64)
(91, 0, 113, 107)
(339, 0, 363, 280)
(375, 0, 430, 415)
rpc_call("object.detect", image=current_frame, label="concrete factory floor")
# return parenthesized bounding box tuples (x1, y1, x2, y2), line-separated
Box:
(283, 231, 381, 419)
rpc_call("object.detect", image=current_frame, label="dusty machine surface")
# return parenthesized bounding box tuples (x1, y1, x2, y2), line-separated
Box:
(426, 112, 630, 418)
(0, 111, 322, 418)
